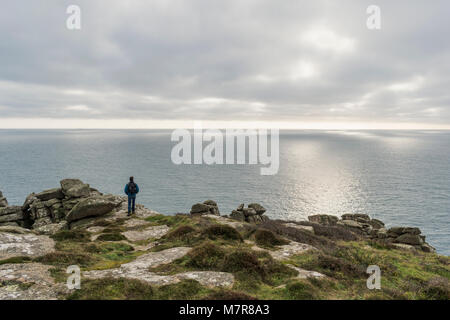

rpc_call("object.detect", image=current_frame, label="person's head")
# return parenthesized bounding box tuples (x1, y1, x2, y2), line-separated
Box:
(129, 176, 134, 183)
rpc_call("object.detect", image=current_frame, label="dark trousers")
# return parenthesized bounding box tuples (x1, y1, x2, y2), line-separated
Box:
(128, 196, 136, 213)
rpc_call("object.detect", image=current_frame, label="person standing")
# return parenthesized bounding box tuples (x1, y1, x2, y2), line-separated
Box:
(124, 176, 139, 216)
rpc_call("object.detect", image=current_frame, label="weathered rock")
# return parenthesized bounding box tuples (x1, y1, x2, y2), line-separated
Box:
(203, 200, 217, 207)
(388, 227, 421, 236)
(22, 193, 36, 212)
(0, 222, 20, 227)
(369, 219, 385, 230)
(243, 208, 257, 217)
(0, 191, 8, 208)
(337, 219, 364, 229)
(84, 247, 191, 286)
(190, 203, 211, 214)
(203, 200, 220, 215)
(376, 228, 388, 239)
(248, 203, 266, 215)
(391, 243, 417, 252)
(123, 219, 150, 228)
(282, 223, 315, 234)
(66, 195, 118, 222)
(0, 263, 68, 300)
(342, 213, 370, 223)
(35, 188, 64, 201)
(269, 241, 317, 260)
(247, 215, 269, 224)
(32, 217, 53, 228)
(190, 201, 220, 216)
(236, 203, 244, 211)
(122, 225, 170, 242)
(84, 247, 234, 288)
(175, 271, 234, 288)
(34, 221, 68, 235)
(230, 210, 245, 222)
(0, 226, 31, 234)
(421, 243, 436, 253)
(286, 264, 325, 280)
(0, 232, 55, 260)
(308, 214, 338, 226)
(394, 233, 424, 246)
(0, 206, 24, 223)
(60, 179, 90, 198)
(203, 214, 246, 228)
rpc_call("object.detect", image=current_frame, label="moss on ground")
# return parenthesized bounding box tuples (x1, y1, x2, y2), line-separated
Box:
(254, 229, 289, 248)
(96, 233, 127, 242)
(0, 256, 32, 265)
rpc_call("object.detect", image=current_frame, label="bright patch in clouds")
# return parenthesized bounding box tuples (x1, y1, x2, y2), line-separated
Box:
(301, 26, 356, 54)
(65, 105, 92, 112)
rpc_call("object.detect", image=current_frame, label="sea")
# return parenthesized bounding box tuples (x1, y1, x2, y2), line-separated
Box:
(0, 129, 448, 255)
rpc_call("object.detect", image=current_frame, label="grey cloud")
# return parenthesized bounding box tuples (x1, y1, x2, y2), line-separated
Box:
(0, 0, 449, 125)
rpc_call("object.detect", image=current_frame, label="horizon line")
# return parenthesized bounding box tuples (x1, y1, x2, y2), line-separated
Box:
(1, 118, 450, 130)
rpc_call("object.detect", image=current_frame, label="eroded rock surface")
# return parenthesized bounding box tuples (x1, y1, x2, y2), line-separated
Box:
(269, 241, 316, 260)
(0, 232, 55, 260)
(84, 247, 234, 287)
(122, 225, 170, 242)
(0, 263, 67, 300)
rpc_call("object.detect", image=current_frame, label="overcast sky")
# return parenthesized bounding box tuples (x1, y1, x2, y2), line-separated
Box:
(0, 0, 449, 129)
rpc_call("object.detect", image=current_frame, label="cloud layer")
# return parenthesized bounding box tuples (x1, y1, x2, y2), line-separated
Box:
(0, 0, 449, 128)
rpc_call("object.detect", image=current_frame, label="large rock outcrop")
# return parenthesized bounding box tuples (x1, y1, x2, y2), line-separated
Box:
(0, 206, 25, 227)
(230, 203, 269, 224)
(66, 195, 119, 222)
(18, 179, 119, 230)
(190, 200, 220, 216)
(307, 213, 435, 253)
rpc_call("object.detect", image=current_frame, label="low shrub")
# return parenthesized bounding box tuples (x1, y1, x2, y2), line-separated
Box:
(67, 277, 154, 300)
(51, 230, 90, 242)
(186, 242, 225, 269)
(285, 281, 319, 300)
(254, 229, 289, 247)
(34, 251, 96, 267)
(206, 290, 257, 300)
(202, 225, 243, 242)
(96, 233, 126, 242)
(166, 225, 196, 240)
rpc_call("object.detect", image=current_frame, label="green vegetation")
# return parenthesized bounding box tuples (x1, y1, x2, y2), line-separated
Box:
(0, 256, 32, 265)
(67, 277, 154, 300)
(10, 210, 446, 300)
(254, 229, 289, 248)
(202, 225, 243, 242)
(96, 233, 127, 242)
(51, 230, 90, 242)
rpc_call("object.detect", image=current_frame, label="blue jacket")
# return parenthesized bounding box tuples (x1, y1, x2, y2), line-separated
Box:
(124, 183, 139, 197)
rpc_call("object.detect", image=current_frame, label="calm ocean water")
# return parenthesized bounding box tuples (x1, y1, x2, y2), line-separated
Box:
(0, 129, 449, 255)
